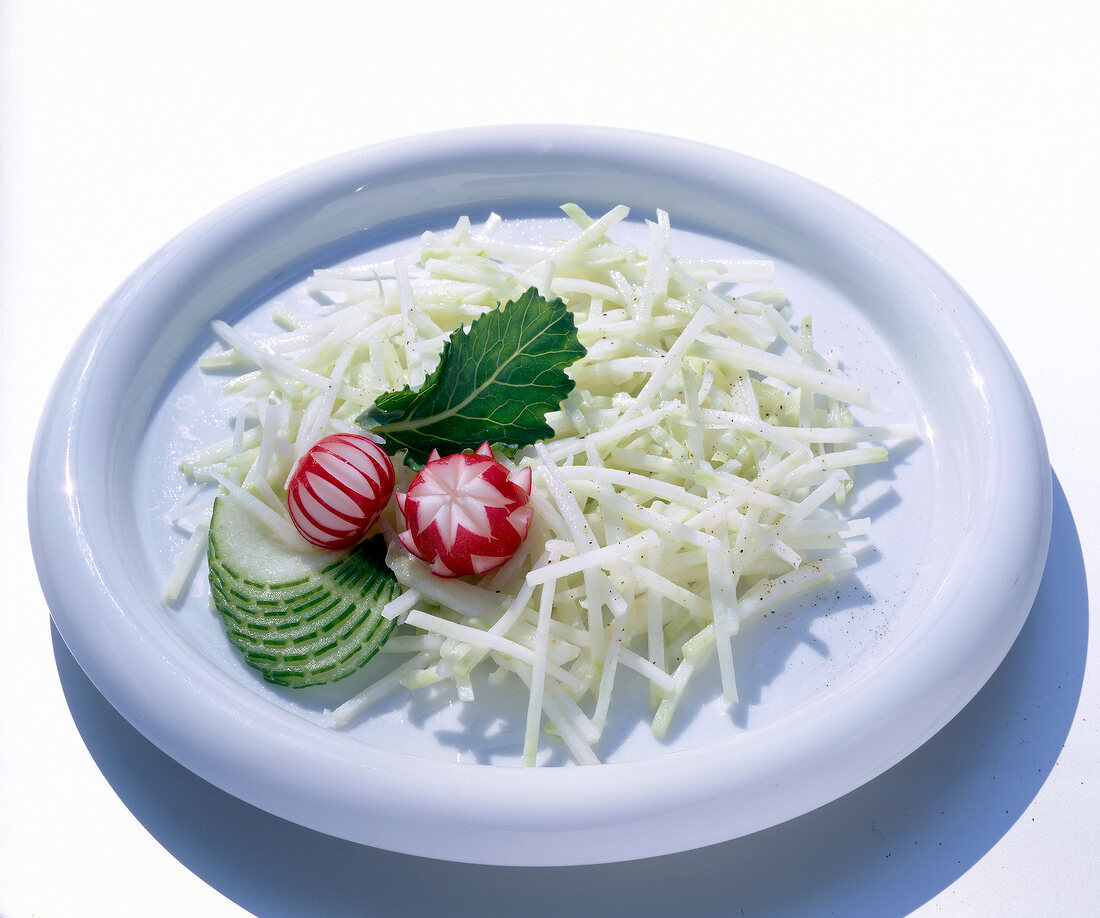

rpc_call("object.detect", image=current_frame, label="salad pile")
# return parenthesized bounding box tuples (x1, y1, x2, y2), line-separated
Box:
(166, 204, 913, 765)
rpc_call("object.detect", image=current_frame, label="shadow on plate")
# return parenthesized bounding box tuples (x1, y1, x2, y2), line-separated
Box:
(53, 473, 1085, 918)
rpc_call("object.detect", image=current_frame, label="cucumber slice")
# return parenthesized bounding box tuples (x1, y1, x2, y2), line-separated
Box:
(207, 496, 401, 688)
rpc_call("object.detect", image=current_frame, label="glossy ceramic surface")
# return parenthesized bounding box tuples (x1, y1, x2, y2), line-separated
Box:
(29, 126, 1051, 865)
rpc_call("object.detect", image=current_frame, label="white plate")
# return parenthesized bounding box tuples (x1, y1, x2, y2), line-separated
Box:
(29, 126, 1051, 865)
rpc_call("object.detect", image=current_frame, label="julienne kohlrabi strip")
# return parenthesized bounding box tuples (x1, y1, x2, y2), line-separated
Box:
(165, 204, 917, 766)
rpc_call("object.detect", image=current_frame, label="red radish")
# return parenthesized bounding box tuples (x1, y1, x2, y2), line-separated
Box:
(396, 442, 533, 578)
(287, 434, 395, 549)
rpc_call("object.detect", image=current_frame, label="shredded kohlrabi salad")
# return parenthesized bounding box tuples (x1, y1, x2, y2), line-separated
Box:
(165, 204, 916, 766)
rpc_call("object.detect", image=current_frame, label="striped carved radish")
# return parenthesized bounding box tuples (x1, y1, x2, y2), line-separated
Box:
(396, 442, 533, 578)
(287, 434, 395, 549)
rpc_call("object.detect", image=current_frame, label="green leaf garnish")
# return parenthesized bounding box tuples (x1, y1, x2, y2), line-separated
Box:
(357, 287, 586, 467)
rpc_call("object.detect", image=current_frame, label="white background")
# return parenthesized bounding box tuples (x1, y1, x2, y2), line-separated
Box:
(2, 2, 1097, 916)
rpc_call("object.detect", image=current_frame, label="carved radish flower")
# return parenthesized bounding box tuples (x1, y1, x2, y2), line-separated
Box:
(396, 442, 533, 578)
(287, 433, 395, 549)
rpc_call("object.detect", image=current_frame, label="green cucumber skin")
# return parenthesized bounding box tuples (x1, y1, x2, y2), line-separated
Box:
(208, 501, 401, 688)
